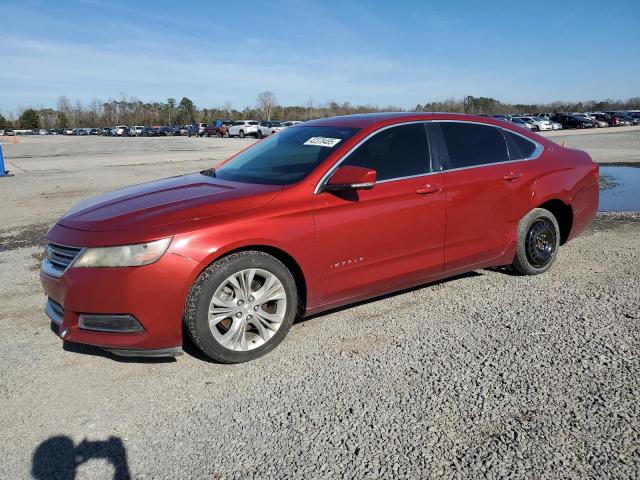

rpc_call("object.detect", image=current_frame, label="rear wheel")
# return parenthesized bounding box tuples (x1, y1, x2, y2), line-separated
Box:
(239, 130, 245, 138)
(512, 208, 560, 275)
(184, 251, 299, 363)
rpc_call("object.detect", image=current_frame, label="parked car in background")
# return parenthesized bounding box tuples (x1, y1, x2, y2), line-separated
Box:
(113, 125, 129, 137)
(38, 129, 48, 135)
(514, 116, 552, 131)
(549, 114, 593, 129)
(204, 120, 230, 138)
(604, 113, 633, 126)
(257, 121, 284, 138)
(140, 127, 157, 137)
(588, 113, 619, 127)
(131, 126, 145, 136)
(40, 112, 599, 362)
(64, 128, 75, 135)
(608, 112, 639, 126)
(99, 127, 111, 136)
(228, 120, 259, 138)
(283, 120, 304, 127)
(510, 117, 536, 131)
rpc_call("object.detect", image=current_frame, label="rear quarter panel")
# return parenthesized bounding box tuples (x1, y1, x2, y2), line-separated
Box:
(531, 143, 598, 241)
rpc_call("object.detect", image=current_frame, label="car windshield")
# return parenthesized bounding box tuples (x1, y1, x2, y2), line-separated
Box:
(214, 126, 359, 185)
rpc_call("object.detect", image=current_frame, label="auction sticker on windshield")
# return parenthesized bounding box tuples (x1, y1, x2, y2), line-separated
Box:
(303, 137, 342, 148)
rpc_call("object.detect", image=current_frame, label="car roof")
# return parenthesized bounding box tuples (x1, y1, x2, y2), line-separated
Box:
(302, 112, 518, 129)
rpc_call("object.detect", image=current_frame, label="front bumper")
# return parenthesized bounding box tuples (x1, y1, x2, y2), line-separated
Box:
(40, 248, 200, 355)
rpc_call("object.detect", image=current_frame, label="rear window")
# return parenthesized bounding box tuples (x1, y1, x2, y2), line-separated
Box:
(503, 130, 537, 160)
(439, 122, 509, 169)
(248, 121, 259, 125)
(215, 126, 359, 185)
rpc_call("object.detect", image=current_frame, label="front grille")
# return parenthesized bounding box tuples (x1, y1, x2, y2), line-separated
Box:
(42, 243, 82, 277)
(45, 297, 65, 325)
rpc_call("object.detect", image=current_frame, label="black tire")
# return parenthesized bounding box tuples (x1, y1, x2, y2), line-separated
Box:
(257, 130, 263, 139)
(184, 251, 300, 363)
(239, 129, 245, 138)
(512, 208, 560, 275)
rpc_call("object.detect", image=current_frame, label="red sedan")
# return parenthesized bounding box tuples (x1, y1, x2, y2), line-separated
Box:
(40, 113, 599, 362)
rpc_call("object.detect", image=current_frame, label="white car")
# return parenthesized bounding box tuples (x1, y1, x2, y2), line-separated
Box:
(131, 125, 145, 136)
(550, 121, 563, 130)
(257, 121, 285, 138)
(38, 129, 48, 135)
(228, 120, 259, 138)
(114, 125, 129, 136)
(515, 116, 552, 131)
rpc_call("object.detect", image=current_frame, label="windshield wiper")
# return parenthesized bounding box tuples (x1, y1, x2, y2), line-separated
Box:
(200, 168, 216, 177)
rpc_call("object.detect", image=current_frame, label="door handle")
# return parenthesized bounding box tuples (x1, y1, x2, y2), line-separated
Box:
(503, 172, 524, 181)
(416, 184, 442, 195)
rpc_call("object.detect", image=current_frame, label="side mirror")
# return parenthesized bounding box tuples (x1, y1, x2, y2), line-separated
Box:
(323, 166, 377, 192)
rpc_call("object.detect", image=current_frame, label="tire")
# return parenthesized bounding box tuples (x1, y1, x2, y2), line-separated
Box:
(216, 131, 222, 138)
(512, 208, 560, 275)
(223, 131, 229, 138)
(239, 130, 245, 138)
(257, 130, 263, 139)
(184, 251, 300, 363)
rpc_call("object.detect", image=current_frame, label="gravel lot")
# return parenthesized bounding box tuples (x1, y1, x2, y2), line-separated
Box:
(1, 131, 639, 479)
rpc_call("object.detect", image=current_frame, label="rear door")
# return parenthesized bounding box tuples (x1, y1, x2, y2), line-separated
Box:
(434, 121, 539, 271)
(313, 122, 447, 304)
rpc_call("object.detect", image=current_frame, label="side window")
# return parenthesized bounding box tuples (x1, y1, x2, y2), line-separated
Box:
(341, 123, 430, 181)
(503, 130, 537, 160)
(439, 122, 509, 169)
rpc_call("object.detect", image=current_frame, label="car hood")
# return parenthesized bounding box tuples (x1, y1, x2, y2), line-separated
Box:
(58, 173, 283, 232)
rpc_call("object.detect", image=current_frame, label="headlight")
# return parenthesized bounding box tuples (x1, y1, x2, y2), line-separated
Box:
(73, 238, 172, 268)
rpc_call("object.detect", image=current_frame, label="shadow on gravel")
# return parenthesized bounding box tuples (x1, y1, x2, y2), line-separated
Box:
(61, 340, 176, 364)
(300, 271, 484, 324)
(32, 435, 131, 480)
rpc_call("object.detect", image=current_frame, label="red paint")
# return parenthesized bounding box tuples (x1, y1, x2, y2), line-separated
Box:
(41, 113, 599, 352)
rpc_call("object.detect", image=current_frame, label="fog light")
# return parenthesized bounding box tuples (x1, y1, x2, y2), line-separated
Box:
(78, 314, 143, 333)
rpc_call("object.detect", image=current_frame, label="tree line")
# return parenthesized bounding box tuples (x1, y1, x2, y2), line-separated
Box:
(2, 92, 639, 130)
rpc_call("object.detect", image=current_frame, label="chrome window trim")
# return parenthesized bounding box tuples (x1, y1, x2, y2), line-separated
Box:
(434, 119, 544, 165)
(314, 119, 543, 193)
(314, 120, 432, 194)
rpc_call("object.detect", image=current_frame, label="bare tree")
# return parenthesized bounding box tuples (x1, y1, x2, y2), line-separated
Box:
(256, 91, 278, 120)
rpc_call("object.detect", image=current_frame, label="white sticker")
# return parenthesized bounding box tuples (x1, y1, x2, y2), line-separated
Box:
(303, 137, 342, 148)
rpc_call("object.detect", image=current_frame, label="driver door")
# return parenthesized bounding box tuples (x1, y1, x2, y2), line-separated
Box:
(313, 122, 447, 305)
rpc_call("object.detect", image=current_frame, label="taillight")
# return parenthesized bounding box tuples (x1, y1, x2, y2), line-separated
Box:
(593, 163, 599, 181)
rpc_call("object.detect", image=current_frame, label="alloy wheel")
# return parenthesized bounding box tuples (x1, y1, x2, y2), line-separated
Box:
(207, 268, 287, 351)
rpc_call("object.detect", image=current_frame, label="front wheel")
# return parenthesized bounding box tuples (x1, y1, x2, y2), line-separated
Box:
(512, 208, 560, 275)
(257, 130, 263, 139)
(184, 251, 299, 363)
(239, 130, 245, 138)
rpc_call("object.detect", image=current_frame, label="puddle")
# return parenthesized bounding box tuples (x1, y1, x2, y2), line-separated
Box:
(599, 166, 640, 212)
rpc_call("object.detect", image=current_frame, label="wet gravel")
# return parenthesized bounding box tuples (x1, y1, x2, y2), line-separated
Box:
(1, 214, 639, 479)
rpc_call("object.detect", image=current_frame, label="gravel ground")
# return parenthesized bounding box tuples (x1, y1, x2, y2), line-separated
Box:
(1, 133, 639, 479)
(541, 125, 640, 165)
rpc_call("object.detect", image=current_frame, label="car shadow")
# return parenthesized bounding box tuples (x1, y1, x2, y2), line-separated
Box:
(61, 341, 177, 364)
(297, 270, 484, 324)
(32, 435, 131, 480)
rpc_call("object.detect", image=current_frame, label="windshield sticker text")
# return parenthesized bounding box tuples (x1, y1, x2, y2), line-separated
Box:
(304, 137, 342, 148)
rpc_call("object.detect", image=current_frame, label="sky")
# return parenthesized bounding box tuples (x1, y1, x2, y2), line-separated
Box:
(0, 0, 638, 113)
